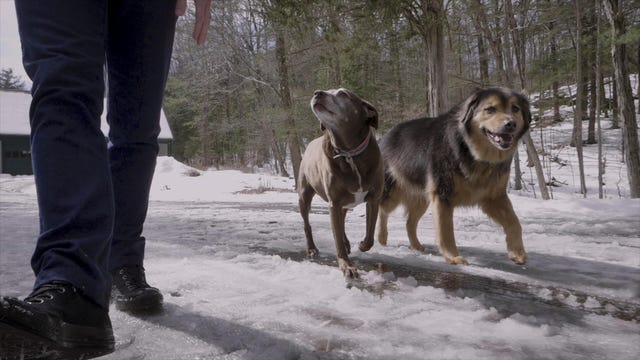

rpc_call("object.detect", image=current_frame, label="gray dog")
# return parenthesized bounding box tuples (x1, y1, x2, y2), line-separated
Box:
(298, 88, 384, 277)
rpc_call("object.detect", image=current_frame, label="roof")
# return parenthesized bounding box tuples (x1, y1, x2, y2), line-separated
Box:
(0, 90, 173, 139)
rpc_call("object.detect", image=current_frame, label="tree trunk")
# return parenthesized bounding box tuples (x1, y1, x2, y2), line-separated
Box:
(586, 0, 597, 145)
(275, 31, 302, 187)
(390, 23, 404, 120)
(523, 133, 550, 200)
(504, 0, 549, 199)
(502, 0, 519, 190)
(587, 70, 597, 143)
(424, 0, 448, 116)
(600, 73, 608, 117)
(470, 0, 508, 84)
(595, 2, 604, 199)
(504, 0, 526, 89)
(611, 77, 620, 128)
(551, 44, 562, 122)
(477, 34, 489, 86)
(199, 116, 211, 168)
(271, 128, 289, 177)
(548, 4, 562, 122)
(512, 145, 523, 190)
(603, 0, 640, 198)
(574, 0, 587, 197)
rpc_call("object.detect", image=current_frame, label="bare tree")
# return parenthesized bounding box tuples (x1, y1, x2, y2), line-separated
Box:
(275, 30, 302, 186)
(403, 0, 448, 116)
(595, 1, 604, 199)
(504, 0, 550, 199)
(574, 0, 588, 197)
(602, 0, 640, 198)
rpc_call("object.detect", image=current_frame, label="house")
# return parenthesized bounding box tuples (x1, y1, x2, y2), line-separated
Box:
(0, 90, 173, 175)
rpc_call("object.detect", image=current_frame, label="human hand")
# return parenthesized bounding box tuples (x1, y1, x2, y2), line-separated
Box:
(175, 0, 212, 45)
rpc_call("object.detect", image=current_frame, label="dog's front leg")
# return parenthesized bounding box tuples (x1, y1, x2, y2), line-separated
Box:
(341, 208, 351, 255)
(330, 203, 358, 278)
(432, 196, 468, 265)
(299, 187, 319, 257)
(481, 195, 527, 265)
(358, 199, 379, 252)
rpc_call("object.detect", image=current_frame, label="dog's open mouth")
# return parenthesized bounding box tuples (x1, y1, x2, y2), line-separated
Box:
(484, 129, 514, 149)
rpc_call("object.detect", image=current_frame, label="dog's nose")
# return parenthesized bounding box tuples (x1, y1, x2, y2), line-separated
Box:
(503, 119, 516, 132)
(314, 90, 326, 97)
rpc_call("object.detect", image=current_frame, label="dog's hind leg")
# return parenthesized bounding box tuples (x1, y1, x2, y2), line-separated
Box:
(405, 196, 428, 252)
(359, 197, 379, 252)
(377, 187, 401, 246)
(431, 195, 467, 265)
(377, 208, 390, 246)
(299, 186, 319, 257)
(480, 194, 527, 265)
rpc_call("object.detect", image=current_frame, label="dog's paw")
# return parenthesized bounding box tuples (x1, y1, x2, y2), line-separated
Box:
(377, 233, 388, 246)
(338, 259, 359, 278)
(410, 243, 426, 252)
(358, 240, 373, 252)
(509, 250, 528, 265)
(446, 256, 468, 265)
(307, 248, 319, 258)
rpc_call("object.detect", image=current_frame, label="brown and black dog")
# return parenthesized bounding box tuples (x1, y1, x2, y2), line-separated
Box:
(377, 87, 531, 265)
(298, 88, 384, 277)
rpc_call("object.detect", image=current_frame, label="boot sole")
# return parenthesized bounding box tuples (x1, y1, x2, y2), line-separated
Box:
(0, 321, 114, 359)
(114, 289, 164, 314)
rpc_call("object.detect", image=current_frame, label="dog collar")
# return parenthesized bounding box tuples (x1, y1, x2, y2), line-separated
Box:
(332, 129, 372, 159)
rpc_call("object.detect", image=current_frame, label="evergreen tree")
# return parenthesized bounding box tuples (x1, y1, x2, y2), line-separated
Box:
(0, 68, 26, 91)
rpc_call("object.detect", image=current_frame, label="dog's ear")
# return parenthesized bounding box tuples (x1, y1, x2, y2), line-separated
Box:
(518, 94, 532, 124)
(461, 89, 482, 124)
(362, 100, 379, 129)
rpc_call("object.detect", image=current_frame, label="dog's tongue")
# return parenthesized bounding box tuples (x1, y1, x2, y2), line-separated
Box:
(492, 132, 513, 147)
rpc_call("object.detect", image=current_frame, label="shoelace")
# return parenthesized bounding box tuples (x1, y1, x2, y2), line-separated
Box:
(117, 266, 150, 291)
(24, 283, 75, 304)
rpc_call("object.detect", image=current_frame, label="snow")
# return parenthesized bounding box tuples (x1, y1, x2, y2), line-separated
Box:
(1, 116, 639, 359)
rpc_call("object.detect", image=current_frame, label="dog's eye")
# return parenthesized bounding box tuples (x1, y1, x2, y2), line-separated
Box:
(485, 106, 496, 114)
(512, 105, 520, 113)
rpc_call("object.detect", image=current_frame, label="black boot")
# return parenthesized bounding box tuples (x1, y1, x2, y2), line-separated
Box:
(0, 282, 115, 360)
(111, 265, 163, 313)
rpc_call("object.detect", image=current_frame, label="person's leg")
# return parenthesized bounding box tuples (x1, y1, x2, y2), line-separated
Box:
(18, 0, 113, 311)
(107, 0, 177, 270)
(0, 0, 114, 357)
(106, 0, 177, 312)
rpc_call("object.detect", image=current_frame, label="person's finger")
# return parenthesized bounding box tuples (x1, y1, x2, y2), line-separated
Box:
(193, 0, 211, 45)
(175, 0, 187, 16)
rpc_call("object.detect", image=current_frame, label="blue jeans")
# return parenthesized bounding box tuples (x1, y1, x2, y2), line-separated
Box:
(15, 0, 177, 308)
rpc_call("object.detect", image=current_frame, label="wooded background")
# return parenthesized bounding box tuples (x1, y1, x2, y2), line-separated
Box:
(166, 0, 638, 189)
(1, 1, 638, 197)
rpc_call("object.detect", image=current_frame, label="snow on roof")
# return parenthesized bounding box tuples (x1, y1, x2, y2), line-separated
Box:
(0, 90, 173, 139)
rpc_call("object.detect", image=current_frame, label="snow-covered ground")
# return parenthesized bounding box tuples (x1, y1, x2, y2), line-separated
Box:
(1, 115, 639, 359)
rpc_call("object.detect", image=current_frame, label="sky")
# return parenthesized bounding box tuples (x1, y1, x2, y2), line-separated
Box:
(0, 1, 30, 87)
